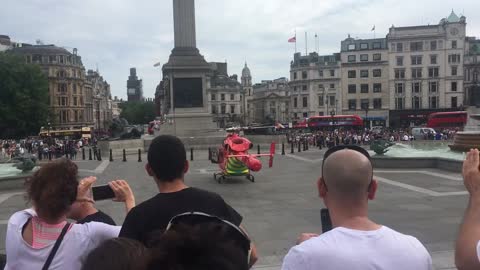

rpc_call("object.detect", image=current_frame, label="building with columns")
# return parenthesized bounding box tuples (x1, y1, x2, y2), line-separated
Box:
(340, 37, 390, 127)
(250, 78, 290, 124)
(289, 52, 341, 121)
(387, 11, 467, 127)
(86, 70, 113, 131)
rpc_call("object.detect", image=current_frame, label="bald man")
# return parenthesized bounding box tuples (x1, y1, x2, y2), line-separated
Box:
(282, 147, 432, 270)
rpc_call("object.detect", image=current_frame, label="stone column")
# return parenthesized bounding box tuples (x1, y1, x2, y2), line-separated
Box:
(173, 0, 197, 48)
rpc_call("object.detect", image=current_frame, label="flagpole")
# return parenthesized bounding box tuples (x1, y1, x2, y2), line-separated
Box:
(295, 29, 297, 53)
(305, 32, 307, 55)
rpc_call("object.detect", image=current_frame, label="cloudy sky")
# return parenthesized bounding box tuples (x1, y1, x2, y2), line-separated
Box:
(2, 0, 479, 99)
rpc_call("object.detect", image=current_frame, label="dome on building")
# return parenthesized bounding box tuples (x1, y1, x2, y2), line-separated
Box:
(242, 62, 251, 78)
(447, 10, 460, 23)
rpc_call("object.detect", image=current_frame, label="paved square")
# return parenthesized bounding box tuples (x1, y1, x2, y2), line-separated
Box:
(0, 148, 467, 269)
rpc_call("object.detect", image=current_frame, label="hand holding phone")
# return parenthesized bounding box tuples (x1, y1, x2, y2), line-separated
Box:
(92, 185, 115, 201)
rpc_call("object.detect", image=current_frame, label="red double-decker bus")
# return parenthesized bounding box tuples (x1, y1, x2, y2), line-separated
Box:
(307, 115, 363, 130)
(426, 111, 467, 129)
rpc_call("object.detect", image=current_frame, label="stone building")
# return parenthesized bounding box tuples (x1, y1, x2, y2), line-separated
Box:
(111, 96, 123, 119)
(86, 70, 113, 131)
(127, 67, 143, 102)
(464, 37, 480, 106)
(207, 62, 244, 127)
(250, 78, 290, 124)
(340, 37, 390, 127)
(241, 63, 254, 125)
(10, 44, 93, 130)
(289, 52, 341, 120)
(387, 11, 467, 127)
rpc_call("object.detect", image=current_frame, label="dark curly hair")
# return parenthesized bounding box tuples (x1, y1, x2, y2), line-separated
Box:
(25, 158, 79, 221)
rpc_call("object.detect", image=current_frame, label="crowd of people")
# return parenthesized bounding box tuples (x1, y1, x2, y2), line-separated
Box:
(2, 133, 480, 270)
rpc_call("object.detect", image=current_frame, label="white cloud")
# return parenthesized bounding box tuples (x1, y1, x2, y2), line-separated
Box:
(1, 0, 479, 99)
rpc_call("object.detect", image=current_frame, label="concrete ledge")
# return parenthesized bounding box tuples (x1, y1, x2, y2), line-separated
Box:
(0, 175, 29, 190)
(372, 156, 462, 173)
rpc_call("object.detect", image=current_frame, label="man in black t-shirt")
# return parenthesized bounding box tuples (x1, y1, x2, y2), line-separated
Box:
(119, 135, 258, 267)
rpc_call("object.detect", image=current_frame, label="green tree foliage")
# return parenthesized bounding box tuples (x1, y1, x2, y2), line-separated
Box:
(119, 101, 156, 124)
(0, 52, 50, 138)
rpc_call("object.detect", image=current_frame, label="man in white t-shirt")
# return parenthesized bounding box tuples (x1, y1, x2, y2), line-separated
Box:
(456, 149, 480, 270)
(282, 145, 432, 270)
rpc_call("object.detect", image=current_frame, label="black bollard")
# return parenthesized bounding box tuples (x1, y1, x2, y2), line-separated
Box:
(123, 149, 127, 162)
(257, 145, 260, 154)
(89, 148, 92, 160)
(190, 148, 193, 161)
(298, 142, 301, 153)
(82, 148, 85, 160)
(291, 142, 294, 154)
(208, 147, 212, 160)
(38, 151, 42, 160)
(281, 143, 285, 155)
(97, 149, 102, 161)
(48, 152, 52, 161)
(306, 141, 309, 151)
(109, 149, 113, 161)
(138, 149, 142, 162)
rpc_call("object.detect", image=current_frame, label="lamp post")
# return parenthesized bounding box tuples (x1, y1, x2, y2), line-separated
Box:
(330, 109, 336, 131)
(364, 107, 369, 129)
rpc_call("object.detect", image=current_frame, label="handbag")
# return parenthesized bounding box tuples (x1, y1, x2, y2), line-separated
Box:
(41, 223, 70, 270)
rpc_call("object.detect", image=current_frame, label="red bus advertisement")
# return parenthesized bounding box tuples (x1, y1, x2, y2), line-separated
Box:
(307, 115, 363, 130)
(426, 111, 467, 129)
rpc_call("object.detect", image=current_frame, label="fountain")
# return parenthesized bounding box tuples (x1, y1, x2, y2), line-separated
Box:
(0, 154, 39, 189)
(449, 106, 480, 152)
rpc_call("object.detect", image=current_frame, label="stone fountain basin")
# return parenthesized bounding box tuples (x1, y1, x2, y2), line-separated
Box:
(0, 163, 38, 190)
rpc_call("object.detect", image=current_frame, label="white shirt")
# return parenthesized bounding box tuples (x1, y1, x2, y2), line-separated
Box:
(282, 226, 432, 270)
(4, 209, 121, 270)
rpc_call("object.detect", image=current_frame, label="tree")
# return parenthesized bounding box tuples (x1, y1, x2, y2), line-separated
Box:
(119, 101, 156, 124)
(0, 52, 50, 138)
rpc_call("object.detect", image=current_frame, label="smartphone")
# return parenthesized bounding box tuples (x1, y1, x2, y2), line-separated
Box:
(92, 185, 115, 201)
(320, 208, 332, 233)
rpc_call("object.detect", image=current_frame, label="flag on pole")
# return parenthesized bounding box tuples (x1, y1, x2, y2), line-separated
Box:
(153, 62, 161, 67)
(288, 36, 296, 43)
(371, 25, 375, 31)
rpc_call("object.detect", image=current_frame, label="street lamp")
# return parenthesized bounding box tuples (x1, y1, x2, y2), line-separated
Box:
(364, 107, 369, 129)
(330, 109, 336, 131)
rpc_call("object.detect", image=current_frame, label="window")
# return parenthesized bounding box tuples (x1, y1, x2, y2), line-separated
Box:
(330, 84, 335, 89)
(430, 41, 437, 50)
(302, 85, 307, 91)
(360, 54, 368, 62)
(348, 44, 356, 50)
(429, 96, 439, 109)
(293, 72, 297, 80)
(360, 70, 368, 78)
(397, 42, 403, 52)
(58, 83, 67, 93)
(360, 43, 368, 50)
(302, 97, 308, 107)
(410, 41, 423, 51)
(451, 81, 458, 91)
(348, 84, 356, 94)
(221, 104, 226, 114)
(360, 84, 369, 93)
(293, 86, 297, 91)
(373, 69, 381, 77)
(230, 105, 235, 114)
(412, 96, 421, 109)
(361, 99, 369, 109)
(430, 55, 437, 64)
(411, 55, 422, 65)
(211, 94, 216, 101)
(396, 56, 403, 66)
(395, 83, 404, 94)
(26, 55, 31, 63)
(59, 55, 64, 64)
(373, 42, 381, 49)
(348, 99, 357, 110)
(329, 70, 335, 77)
(412, 82, 422, 93)
(396, 97, 404, 109)
(32, 54, 42, 63)
(448, 54, 461, 63)
(373, 83, 382, 93)
(49, 55, 55, 63)
(452, 66, 458, 76)
(452, 40, 457, 49)
(211, 105, 217, 114)
(319, 70, 323, 77)
(329, 96, 335, 106)
(373, 54, 381, 61)
(303, 112, 308, 118)
(230, 94, 234, 100)
(348, 55, 356, 62)
(293, 97, 298, 108)
(429, 81, 438, 93)
(451, 96, 458, 108)
(412, 68, 422, 79)
(373, 98, 382, 109)
(318, 84, 324, 90)
(221, 94, 225, 101)
(318, 95, 324, 106)
(73, 84, 77, 93)
(302, 71, 307, 79)
(395, 69, 405, 79)
(348, 70, 356, 78)
(428, 67, 439, 78)
(73, 97, 77, 106)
